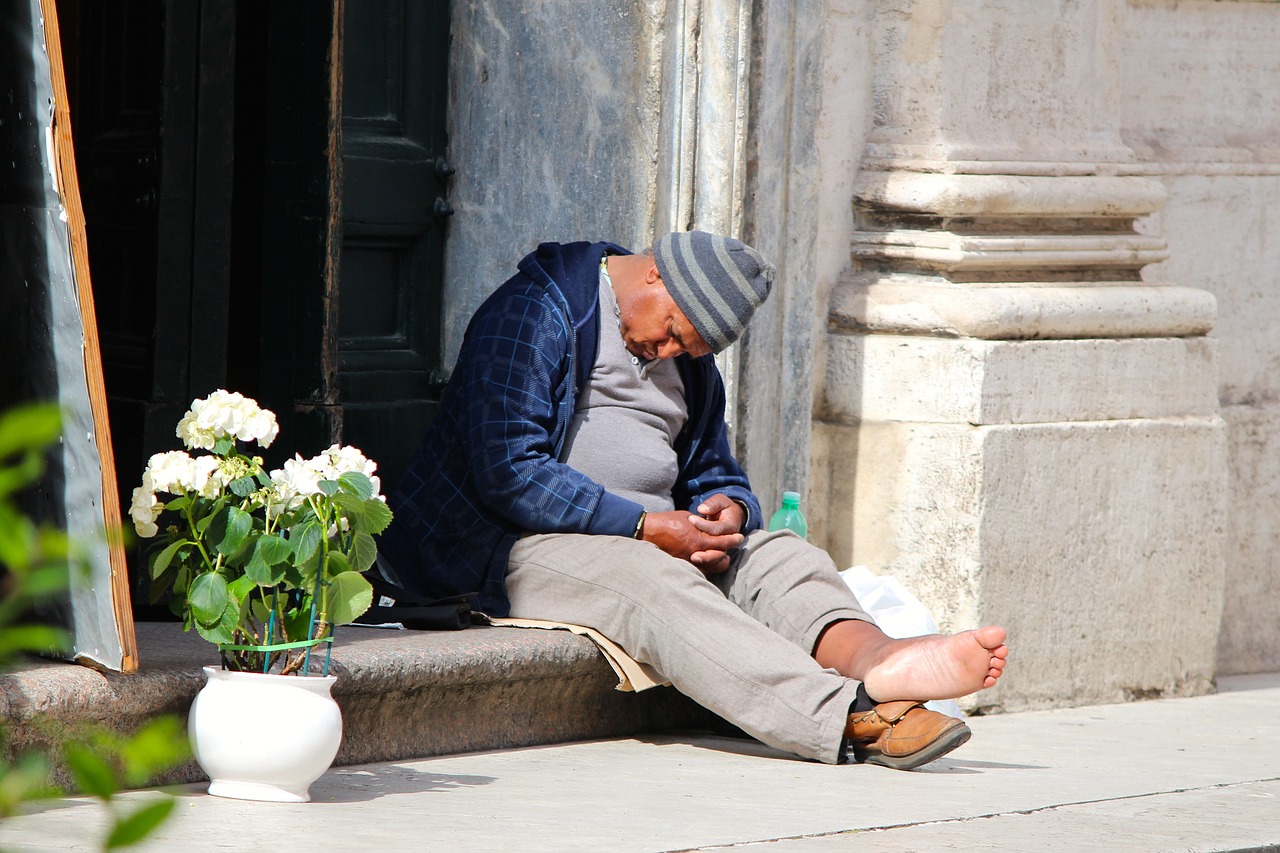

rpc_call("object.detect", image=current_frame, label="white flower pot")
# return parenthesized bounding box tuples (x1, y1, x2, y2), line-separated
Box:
(188, 665, 343, 803)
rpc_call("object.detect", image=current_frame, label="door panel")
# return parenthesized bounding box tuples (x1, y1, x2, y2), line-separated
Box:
(54, 0, 447, 615)
(339, 0, 451, 488)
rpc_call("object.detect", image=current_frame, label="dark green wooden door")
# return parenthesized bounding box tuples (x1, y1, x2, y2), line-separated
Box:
(338, 0, 452, 489)
(58, 0, 450, 616)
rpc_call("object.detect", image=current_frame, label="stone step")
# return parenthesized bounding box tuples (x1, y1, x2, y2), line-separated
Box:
(0, 622, 708, 787)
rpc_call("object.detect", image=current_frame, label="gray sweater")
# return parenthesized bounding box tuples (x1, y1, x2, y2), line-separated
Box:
(560, 276, 689, 512)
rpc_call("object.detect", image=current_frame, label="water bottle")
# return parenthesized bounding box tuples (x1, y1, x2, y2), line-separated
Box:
(767, 490, 808, 539)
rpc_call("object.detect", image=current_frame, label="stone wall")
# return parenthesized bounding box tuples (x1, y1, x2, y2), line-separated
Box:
(1119, 0, 1280, 675)
(443, 0, 666, 364)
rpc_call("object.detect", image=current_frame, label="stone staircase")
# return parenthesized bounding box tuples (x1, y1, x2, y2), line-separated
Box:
(0, 622, 708, 786)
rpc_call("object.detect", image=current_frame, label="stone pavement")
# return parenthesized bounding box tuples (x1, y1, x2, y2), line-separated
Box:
(2, 672, 1277, 852)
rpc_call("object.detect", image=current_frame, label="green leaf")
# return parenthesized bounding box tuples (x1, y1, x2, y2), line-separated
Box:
(283, 602, 315, 642)
(356, 498, 393, 535)
(199, 503, 227, 539)
(337, 471, 374, 500)
(250, 597, 270, 625)
(0, 624, 71, 658)
(105, 798, 177, 849)
(229, 475, 257, 498)
(290, 520, 322, 566)
(193, 598, 238, 645)
(63, 743, 117, 800)
(324, 550, 351, 580)
(257, 533, 292, 565)
(0, 403, 61, 461)
(188, 572, 229, 625)
(217, 506, 252, 556)
(213, 436, 235, 456)
(325, 571, 373, 625)
(116, 718, 190, 788)
(150, 539, 190, 579)
(244, 551, 284, 586)
(0, 503, 35, 567)
(162, 494, 190, 514)
(225, 574, 256, 611)
(172, 565, 192, 596)
(19, 564, 71, 598)
(221, 532, 257, 570)
(0, 451, 45, 502)
(347, 531, 378, 574)
(317, 479, 340, 497)
(294, 546, 321, 588)
(240, 532, 289, 584)
(35, 526, 71, 561)
(280, 562, 306, 590)
(0, 751, 57, 819)
(332, 492, 365, 517)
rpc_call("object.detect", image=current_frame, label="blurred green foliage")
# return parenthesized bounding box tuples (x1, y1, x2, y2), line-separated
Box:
(0, 402, 188, 849)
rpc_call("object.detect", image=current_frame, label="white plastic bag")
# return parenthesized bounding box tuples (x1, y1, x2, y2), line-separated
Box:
(840, 565, 964, 719)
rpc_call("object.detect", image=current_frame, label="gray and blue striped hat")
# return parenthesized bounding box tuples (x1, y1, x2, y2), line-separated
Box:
(654, 231, 775, 354)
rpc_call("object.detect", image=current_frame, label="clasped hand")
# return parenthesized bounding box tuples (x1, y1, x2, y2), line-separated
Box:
(640, 493, 744, 574)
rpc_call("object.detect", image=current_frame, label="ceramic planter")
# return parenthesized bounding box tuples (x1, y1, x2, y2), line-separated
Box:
(188, 665, 342, 802)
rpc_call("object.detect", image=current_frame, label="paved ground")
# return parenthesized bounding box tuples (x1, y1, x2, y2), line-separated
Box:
(2, 673, 1277, 852)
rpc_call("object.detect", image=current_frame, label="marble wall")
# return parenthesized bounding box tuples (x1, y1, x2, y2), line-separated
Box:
(1120, 0, 1280, 675)
(443, 0, 666, 364)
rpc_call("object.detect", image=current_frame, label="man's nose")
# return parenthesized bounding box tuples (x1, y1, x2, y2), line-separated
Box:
(657, 339, 684, 359)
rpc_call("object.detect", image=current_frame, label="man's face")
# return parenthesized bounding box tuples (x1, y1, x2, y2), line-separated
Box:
(617, 277, 713, 361)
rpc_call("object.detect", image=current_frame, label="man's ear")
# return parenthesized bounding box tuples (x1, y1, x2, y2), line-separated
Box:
(644, 263, 663, 285)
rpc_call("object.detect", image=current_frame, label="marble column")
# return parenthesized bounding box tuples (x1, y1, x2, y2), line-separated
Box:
(813, 0, 1228, 711)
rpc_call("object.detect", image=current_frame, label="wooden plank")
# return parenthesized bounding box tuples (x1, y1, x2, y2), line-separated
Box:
(38, 0, 138, 673)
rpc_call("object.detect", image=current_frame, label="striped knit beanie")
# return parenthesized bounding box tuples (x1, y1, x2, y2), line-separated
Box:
(653, 231, 775, 354)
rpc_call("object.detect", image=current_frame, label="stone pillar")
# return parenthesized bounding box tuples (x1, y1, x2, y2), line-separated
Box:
(813, 0, 1228, 711)
(654, 0, 755, 446)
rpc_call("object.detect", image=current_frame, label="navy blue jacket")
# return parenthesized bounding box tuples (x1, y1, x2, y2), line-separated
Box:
(378, 241, 762, 616)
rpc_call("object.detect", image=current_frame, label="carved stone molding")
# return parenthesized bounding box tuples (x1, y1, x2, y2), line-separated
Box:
(833, 170, 1215, 340)
(831, 279, 1216, 340)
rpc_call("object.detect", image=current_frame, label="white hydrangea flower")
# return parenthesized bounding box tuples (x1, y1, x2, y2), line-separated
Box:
(309, 444, 383, 500)
(145, 450, 198, 495)
(176, 389, 279, 451)
(192, 454, 227, 499)
(239, 406, 279, 447)
(130, 478, 161, 538)
(175, 410, 215, 451)
(269, 456, 324, 513)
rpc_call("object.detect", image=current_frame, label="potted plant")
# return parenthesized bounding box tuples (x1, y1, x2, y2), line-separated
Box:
(130, 390, 391, 802)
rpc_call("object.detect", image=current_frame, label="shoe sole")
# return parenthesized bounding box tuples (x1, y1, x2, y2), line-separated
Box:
(853, 720, 972, 771)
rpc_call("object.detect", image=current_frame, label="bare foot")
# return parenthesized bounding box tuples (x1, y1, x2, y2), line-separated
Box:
(816, 621, 1008, 701)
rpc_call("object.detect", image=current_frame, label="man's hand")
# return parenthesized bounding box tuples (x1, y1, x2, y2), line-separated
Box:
(640, 494, 745, 574)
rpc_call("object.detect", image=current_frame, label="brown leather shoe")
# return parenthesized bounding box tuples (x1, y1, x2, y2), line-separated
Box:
(845, 700, 971, 770)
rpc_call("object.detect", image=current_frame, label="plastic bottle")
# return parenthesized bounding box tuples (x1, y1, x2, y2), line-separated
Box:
(767, 490, 808, 539)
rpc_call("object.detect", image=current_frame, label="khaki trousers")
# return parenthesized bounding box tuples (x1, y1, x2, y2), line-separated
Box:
(506, 528, 874, 764)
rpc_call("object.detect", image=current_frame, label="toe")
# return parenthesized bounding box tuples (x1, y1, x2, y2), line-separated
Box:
(975, 626, 1007, 649)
